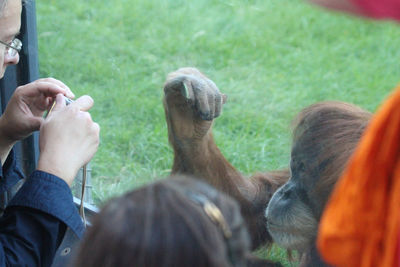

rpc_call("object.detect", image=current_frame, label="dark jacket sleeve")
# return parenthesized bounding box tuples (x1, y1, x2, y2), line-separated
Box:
(0, 150, 84, 267)
(0, 149, 24, 194)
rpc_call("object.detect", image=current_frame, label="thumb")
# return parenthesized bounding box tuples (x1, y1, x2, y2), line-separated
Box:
(71, 95, 94, 111)
(49, 94, 67, 113)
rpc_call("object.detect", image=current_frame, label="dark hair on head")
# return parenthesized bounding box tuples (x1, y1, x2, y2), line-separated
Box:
(291, 101, 372, 215)
(73, 175, 251, 267)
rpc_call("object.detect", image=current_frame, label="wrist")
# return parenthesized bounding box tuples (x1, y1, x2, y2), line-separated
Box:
(0, 116, 17, 143)
(0, 119, 17, 165)
(37, 157, 76, 187)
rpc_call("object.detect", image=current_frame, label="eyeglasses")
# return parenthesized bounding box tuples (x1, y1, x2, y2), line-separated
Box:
(0, 38, 22, 57)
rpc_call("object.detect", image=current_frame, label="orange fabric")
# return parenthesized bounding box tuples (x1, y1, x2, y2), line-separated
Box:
(398, 231, 400, 267)
(317, 86, 400, 267)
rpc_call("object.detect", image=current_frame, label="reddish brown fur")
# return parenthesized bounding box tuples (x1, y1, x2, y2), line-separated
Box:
(267, 101, 372, 266)
(162, 68, 372, 267)
(291, 101, 372, 219)
(163, 67, 289, 250)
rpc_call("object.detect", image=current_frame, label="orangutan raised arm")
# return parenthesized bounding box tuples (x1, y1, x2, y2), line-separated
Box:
(163, 67, 289, 250)
(162, 67, 376, 267)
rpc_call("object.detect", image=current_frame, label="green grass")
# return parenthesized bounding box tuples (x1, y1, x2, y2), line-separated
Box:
(36, 0, 400, 265)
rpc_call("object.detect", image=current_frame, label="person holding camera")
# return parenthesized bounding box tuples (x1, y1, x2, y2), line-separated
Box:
(0, 0, 100, 266)
(308, 0, 400, 266)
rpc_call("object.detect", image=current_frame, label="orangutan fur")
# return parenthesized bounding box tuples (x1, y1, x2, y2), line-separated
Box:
(266, 101, 371, 266)
(163, 67, 288, 250)
(162, 67, 372, 266)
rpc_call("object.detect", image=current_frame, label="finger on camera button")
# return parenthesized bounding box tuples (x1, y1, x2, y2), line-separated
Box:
(72, 95, 94, 111)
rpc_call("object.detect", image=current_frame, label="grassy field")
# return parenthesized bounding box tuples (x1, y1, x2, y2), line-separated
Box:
(36, 0, 400, 265)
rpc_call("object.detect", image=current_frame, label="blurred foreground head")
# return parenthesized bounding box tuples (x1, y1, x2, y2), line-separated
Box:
(309, 0, 400, 22)
(73, 176, 251, 267)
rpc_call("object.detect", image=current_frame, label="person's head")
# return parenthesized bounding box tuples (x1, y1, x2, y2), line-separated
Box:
(0, 0, 22, 79)
(73, 175, 251, 267)
(308, 0, 366, 15)
(309, 0, 400, 22)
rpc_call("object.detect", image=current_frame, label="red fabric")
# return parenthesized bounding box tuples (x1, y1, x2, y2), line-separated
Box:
(317, 86, 400, 267)
(352, 0, 400, 21)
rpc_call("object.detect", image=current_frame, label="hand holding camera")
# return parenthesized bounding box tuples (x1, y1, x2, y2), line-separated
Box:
(0, 78, 75, 143)
(37, 94, 100, 186)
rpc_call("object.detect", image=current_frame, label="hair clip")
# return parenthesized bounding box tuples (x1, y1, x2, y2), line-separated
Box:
(187, 192, 232, 239)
